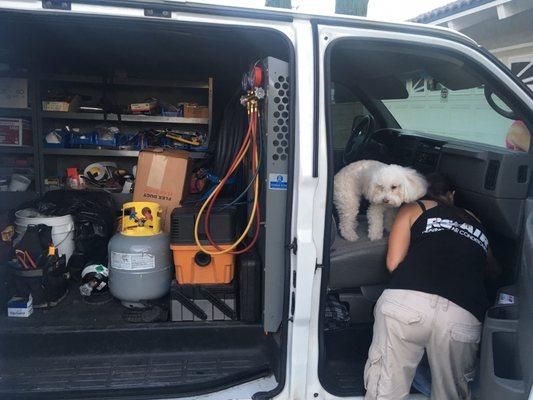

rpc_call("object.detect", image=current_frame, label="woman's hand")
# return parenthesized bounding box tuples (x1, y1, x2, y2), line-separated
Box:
(386, 203, 418, 272)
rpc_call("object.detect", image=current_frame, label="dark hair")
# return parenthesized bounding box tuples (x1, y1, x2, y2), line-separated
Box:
(425, 173, 455, 206)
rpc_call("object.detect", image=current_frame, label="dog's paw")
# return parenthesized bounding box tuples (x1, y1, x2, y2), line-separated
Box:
(340, 227, 359, 242)
(368, 230, 384, 241)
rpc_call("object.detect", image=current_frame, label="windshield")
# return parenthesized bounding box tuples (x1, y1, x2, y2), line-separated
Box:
(330, 41, 531, 152)
(382, 76, 529, 151)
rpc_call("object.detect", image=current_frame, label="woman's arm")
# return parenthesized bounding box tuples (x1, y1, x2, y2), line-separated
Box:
(386, 204, 415, 272)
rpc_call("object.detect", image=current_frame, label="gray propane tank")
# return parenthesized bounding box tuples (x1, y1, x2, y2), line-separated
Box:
(108, 202, 171, 308)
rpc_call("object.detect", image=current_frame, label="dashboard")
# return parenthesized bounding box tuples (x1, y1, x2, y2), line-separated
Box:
(374, 129, 445, 173)
(373, 128, 533, 238)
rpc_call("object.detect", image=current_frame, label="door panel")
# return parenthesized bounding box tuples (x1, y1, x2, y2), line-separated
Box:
(479, 202, 533, 400)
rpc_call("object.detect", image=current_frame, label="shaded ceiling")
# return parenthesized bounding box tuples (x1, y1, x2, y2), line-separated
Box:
(0, 12, 289, 80)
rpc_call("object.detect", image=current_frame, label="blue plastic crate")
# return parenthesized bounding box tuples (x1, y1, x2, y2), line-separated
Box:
(70, 131, 96, 147)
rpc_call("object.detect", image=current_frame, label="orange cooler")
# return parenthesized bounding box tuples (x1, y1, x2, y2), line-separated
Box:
(170, 244, 235, 284)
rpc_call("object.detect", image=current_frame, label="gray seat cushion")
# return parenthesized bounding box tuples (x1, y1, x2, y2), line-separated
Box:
(329, 216, 390, 289)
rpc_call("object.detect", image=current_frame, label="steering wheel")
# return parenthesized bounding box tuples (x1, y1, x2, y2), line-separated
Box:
(342, 114, 376, 165)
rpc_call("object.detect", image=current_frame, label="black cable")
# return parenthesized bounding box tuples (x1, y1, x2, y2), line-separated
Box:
(221, 111, 263, 210)
(213, 89, 247, 177)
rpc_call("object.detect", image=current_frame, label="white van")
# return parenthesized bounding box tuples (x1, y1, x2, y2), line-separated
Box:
(0, 2, 531, 400)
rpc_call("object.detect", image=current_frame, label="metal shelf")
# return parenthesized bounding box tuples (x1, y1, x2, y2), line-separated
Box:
(41, 73, 209, 89)
(41, 111, 208, 125)
(0, 108, 32, 118)
(43, 148, 139, 157)
(42, 148, 208, 158)
(0, 146, 34, 154)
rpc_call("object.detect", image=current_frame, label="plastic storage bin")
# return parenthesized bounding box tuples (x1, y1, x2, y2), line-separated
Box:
(170, 244, 234, 284)
(170, 206, 236, 284)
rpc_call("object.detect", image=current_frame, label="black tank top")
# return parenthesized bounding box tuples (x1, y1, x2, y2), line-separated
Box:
(389, 201, 489, 322)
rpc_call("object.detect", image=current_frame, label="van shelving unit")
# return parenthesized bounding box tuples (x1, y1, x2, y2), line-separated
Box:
(0, 71, 213, 210)
(42, 147, 208, 158)
(41, 111, 209, 125)
(0, 69, 40, 211)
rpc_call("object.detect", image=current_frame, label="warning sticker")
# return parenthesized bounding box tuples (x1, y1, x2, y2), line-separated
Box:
(111, 252, 156, 270)
(268, 173, 288, 190)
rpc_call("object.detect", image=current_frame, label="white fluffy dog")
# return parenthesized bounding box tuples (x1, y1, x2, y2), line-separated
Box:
(334, 160, 427, 241)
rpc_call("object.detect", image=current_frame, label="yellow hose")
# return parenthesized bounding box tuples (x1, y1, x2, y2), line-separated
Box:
(193, 116, 259, 255)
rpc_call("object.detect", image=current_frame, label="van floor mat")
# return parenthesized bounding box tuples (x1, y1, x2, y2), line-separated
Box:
(0, 352, 272, 399)
(322, 325, 373, 396)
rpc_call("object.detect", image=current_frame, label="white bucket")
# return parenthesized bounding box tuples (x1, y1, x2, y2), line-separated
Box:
(9, 174, 31, 192)
(14, 209, 75, 262)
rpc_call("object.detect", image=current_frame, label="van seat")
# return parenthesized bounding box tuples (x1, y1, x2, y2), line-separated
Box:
(329, 216, 390, 289)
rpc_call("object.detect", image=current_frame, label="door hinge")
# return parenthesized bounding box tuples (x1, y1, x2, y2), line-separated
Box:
(43, 0, 71, 10)
(287, 237, 298, 254)
(144, 8, 172, 18)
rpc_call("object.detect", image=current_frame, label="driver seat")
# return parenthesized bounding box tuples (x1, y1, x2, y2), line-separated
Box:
(329, 216, 389, 289)
(329, 216, 390, 321)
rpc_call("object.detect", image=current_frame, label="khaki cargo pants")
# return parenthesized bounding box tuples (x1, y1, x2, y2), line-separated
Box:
(364, 289, 481, 400)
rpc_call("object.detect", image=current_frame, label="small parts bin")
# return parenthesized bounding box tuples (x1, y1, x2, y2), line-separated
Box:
(170, 244, 234, 284)
(170, 206, 236, 285)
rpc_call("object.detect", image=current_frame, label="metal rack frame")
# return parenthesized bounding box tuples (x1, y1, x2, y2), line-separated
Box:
(0, 72, 213, 210)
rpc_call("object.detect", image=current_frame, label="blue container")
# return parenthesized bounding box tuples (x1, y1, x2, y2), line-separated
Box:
(70, 131, 96, 147)
(95, 132, 119, 148)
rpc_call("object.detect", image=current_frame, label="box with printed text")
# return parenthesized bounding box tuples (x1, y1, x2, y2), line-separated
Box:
(133, 149, 191, 232)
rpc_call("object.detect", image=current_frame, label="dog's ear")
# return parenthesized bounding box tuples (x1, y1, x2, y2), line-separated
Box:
(402, 168, 427, 202)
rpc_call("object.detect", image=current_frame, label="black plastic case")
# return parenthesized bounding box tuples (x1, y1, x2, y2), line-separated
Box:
(170, 206, 236, 245)
(238, 251, 261, 323)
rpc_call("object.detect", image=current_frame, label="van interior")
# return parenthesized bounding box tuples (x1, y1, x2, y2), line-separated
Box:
(319, 39, 533, 398)
(0, 11, 292, 399)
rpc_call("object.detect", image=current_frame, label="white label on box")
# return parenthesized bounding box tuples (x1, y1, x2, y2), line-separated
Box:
(147, 155, 167, 190)
(111, 252, 156, 270)
(0, 78, 28, 109)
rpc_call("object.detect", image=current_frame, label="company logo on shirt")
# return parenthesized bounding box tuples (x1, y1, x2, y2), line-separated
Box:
(423, 217, 488, 252)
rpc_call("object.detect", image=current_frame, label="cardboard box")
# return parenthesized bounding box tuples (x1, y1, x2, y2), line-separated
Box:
(42, 95, 81, 112)
(183, 103, 209, 119)
(130, 100, 158, 114)
(133, 149, 191, 232)
(7, 295, 33, 318)
(0, 118, 32, 146)
(0, 78, 28, 109)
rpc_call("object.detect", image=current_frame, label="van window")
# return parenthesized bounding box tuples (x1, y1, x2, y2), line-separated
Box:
(331, 83, 367, 150)
(383, 78, 530, 151)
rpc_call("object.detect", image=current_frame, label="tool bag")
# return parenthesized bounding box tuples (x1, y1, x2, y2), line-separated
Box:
(17, 190, 116, 265)
(9, 224, 69, 308)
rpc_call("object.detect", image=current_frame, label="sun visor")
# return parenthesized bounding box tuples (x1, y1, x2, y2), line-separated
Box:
(428, 64, 483, 91)
(358, 76, 409, 100)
